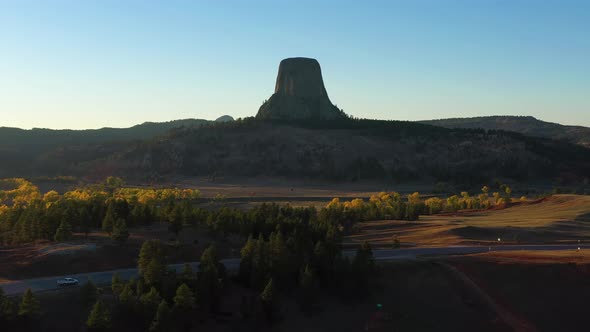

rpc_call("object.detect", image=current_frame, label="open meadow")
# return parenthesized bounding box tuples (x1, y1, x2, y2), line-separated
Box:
(345, 195, 590, 247)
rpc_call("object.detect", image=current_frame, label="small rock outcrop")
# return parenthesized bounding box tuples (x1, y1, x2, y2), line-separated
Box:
(215, 115, 235, 122)
(256, 57, 346, 120)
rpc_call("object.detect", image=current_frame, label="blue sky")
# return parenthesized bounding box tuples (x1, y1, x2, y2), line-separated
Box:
(1, 0, 589, 129)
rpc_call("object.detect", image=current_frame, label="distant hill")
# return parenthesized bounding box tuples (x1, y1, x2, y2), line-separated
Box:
(420, 116, 590, 148)
(0, 118, 210, 177)
(0, 118, 209, 149)
(5, 117, 583, 185)
(1, 117, 588, 185)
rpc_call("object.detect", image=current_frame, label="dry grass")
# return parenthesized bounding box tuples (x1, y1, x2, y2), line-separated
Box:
(139, 175, 434, 199)
(346, 195, 590, 247)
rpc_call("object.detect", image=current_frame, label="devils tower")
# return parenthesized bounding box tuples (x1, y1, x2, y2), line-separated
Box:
(256, 57, 346, 120)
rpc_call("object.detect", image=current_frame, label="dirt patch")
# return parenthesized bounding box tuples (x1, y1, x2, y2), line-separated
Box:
(37, 242, 98, 256)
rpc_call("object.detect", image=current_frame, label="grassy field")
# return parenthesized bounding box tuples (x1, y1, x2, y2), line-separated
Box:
(346, 195, 590, 247)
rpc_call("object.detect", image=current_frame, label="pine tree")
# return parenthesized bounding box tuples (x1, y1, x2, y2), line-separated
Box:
(119, 283, 135, 305)
(140, 287, 162, 310)
(18, 288, 40, 318)
(54, 219, 73, 242)
(86, 300, 111, 332)
(197, 246, 221, 311)
(173, 284, 195, 309)
(313, 241, 330, 284)
(102, 203, 115, 236)
(149, 300, 170, 332)
(351, 241, 375, 296)
(136, 278, 146, 296)
(112, 272, 123, 298)
(268, 231, 288, 284)
(111, 218, 129, 244)
(259, 278, 276, 321)
(138, 240, 165, 285)
(355, 241, 375, 273)
(0, 287, 16, 321)
(180, 263, 194, 285)
(299, 265, 317, 311)
(167, 206, 183, 236)
(251, 234, 269, 288)
(239, 235, 255, 284)
(79, 207, 91, 239)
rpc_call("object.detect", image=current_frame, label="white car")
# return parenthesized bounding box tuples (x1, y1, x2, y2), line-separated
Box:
(57, 277, 79, 287)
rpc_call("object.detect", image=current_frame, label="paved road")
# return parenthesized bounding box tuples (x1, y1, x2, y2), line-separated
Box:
(1, 259, 240, 296)
(1, 244, 587, 296)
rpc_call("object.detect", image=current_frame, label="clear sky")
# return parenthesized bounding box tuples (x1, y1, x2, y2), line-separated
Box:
(1, 0, 589, 129)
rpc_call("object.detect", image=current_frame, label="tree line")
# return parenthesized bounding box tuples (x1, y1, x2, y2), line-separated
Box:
(0, 178, 515, 246)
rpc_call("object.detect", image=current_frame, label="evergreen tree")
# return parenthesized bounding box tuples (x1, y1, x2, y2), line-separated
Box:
(197, 246, 221, 311)
(181, 262, 192, 276)
(239, 235, 255, 285)
(167, 206, 183, 236)
(102, 203, 115, 236)
(251, 234, 269, 288)
(268, 231, 288, 285)
(54, 219, 73, 242)
(14, 208, 38, 243)
(111, 273, 123, 298)
(351, 241, 375, 296)
(0, 287, 16, 322)
(138, 240, 165, 286)
(86, 300, 111, 332)
(111, 218, 129, 244)
(18, 288, 40, 318)
(299, 265, 317, 311)
(140, 287, 162, 311)
(313, 241, 330, 284)
(136, 278, 146, 296)
(172, 283, 195, 331)
(354, 241, 375, 274)
(79, 207, 91, 239)
(119, 283, 135, 305)
(180, 263, 194, 284)
(149, 300, 170, 332)
(259, 278, 276, 321)
(173, 284, 195, 309)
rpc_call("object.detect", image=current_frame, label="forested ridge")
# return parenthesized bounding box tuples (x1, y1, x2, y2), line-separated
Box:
(2, 117, 589, 184)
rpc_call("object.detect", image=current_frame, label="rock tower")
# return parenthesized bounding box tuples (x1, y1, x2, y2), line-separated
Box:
(256, 57, 346, 120)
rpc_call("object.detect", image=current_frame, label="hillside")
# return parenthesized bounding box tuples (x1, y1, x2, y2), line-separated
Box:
(0, 118, 211, 177)
(420, 116, 590, 147)
(0, 118, 209, 148)
(18, 117, 585, 185)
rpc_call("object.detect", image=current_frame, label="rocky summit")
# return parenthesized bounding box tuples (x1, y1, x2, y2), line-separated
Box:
(256, 57, 346, 120)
